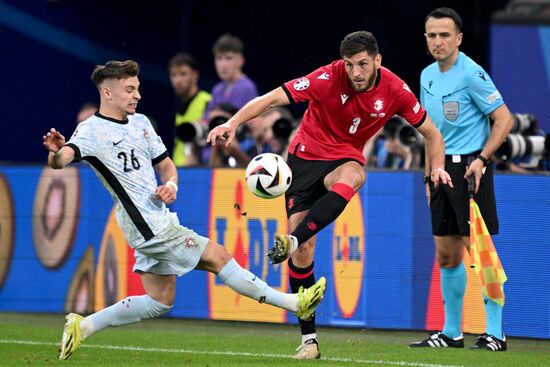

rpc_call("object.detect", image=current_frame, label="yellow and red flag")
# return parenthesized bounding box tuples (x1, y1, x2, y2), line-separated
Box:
(469, 198, 507, 305)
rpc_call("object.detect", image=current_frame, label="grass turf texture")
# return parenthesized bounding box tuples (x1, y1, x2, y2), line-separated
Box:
(0, 313, 548, 366)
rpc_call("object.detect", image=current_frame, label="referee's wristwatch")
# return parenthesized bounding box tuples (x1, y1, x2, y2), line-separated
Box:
(476, 154, 489, 166)
(423, 175, 430, 184)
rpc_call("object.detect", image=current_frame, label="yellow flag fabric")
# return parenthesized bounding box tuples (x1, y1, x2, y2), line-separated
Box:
(469, 198, 507, 305)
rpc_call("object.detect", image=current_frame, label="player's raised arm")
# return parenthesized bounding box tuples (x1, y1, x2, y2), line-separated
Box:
(43, 128, 75, 169)
(207, 87, 290, 147)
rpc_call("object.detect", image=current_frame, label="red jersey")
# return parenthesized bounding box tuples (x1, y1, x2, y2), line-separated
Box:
(282, 60, 426, 164)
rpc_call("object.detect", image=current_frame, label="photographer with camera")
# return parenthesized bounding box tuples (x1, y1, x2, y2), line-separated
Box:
(241, 107, 296, 158)
(493, 113, 548, 172)
(379, 115, 424, 169)
(168, 52, 211, 167)
(207, 103, 251, 168)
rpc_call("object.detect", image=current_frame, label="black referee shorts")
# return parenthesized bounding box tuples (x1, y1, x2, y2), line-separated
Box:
(429, 152, 499, 236)
(285, 153, 360, 217)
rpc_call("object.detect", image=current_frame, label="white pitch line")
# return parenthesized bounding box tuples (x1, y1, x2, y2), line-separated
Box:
(0, 339, 464, 367)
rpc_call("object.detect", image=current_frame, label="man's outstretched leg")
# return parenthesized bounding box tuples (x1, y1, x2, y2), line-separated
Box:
(59, 273, 174, 360)
(197, 241, 326, 321)
(268, 182, 356, 264)
(268, 161, 364, 265)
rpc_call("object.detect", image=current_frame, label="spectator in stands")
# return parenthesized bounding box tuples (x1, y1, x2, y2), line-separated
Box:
(76, 102, 98, 124)
(168, 52, 212, 167)
(203, 33, 258, 118)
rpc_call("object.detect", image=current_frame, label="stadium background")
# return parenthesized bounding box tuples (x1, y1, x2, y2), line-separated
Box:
(0, 0, 520, 161)
(1, 0, 549, 340)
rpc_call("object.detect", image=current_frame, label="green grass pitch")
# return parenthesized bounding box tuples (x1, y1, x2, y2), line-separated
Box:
(0, 313, 548, 366)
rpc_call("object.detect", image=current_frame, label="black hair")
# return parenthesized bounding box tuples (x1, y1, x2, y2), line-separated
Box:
(340, 31, 379, 58)
(91, 60, 139, 87)
(212, 33, 244, 54)
(425, 7, 462, 32)
(167, 52, 199, 72)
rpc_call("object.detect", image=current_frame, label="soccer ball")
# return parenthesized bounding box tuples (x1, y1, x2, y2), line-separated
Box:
(245, 153, 292, 199)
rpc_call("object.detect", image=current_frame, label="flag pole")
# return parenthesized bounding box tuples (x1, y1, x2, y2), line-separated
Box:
(467, 156, 475, 199)
(467, 156, 475, 269)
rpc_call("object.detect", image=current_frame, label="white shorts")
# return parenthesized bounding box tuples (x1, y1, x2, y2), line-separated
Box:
(133, 214, 209, 276)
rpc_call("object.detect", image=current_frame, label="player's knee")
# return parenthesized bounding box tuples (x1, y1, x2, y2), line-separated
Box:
(214, 244, 232, 266)
(436, 253, 461, 268)
(198, 242, 232, 273)
(342, 164, 366, 190)
(351, 167, 366, 188)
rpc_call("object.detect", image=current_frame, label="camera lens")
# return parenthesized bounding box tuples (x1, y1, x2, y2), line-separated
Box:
(511, 113, 537, 134)
(496, 134, 545, 161)
(272, 117, 293, 140)
(176, 121, 209, 144)
(208, 116, 229, 132)
(398, 125, 423, 147)
(383, 117, 403, 137)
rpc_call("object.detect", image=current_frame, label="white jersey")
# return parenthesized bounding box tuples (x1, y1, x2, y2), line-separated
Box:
(66, 112, 172, 247)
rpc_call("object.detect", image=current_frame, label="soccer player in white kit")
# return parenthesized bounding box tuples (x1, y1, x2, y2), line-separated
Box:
(43, 60, 326, 360)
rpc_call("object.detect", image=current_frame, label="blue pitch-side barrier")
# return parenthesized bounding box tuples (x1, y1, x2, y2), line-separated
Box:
(0, 165, 548, 339)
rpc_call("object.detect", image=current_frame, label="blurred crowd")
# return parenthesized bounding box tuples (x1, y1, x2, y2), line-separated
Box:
(76, 33, 550, 173)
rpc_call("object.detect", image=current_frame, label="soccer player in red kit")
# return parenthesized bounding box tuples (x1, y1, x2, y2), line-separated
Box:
(208, 31, 452, 359)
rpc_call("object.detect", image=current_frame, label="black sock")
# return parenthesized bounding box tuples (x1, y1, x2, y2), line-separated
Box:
(288, 258, 316, 335)
(292, 191, 348, 245)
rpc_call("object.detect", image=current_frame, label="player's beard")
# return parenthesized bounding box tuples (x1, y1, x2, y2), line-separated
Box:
(351, 66, 378, 92)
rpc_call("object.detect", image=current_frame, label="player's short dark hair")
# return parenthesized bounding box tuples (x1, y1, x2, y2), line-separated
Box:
(340, 31, 379, 58)
(425, 7, 462, 32)
(168, 52, 199, 72)
(212, 33, 244, 54)
(91, 60, 140, 87)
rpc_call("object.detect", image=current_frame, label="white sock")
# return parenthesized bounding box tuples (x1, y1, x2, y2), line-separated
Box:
(288, 235, 299, 254)
(80, 295, 172, 338)
(218, 258, 298, 312)
(302, 333, 318, 344)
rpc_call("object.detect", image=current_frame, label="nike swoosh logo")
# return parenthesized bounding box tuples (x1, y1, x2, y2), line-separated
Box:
(252, 276, 257, 281)
(113, 139, 124, 146)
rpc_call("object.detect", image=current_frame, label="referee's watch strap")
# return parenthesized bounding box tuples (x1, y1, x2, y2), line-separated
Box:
(476, 154, 489, 166)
